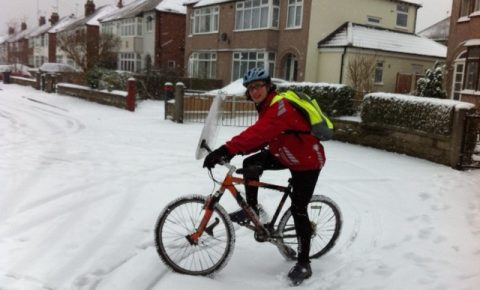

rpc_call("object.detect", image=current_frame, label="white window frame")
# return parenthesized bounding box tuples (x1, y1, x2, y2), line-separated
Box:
(374, 61, 384, 84)
(146, 16, 153, 32)
(286, 0, 303, 29)
(396, 4, 409, 28)
(452, 52, 466, 99)
(235, 0, 279, 31)
(231, 51, 275, 81)
(460, 0, 471, 17)
(191, 6, 219, 34)
(119, 52, 141, 72)
(188, 52, 217, 79)
(119, 19, 136, 36)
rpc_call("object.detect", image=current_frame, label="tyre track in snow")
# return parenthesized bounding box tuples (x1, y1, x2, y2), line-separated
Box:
(0, 96, 85, 222)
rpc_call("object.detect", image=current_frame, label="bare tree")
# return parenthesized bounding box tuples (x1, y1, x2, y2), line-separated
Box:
(57, 29, 120, 72)
(346, 54, 377, 100)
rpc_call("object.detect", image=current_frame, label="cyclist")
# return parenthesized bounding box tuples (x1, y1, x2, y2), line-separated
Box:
(203, 67, 326, 285)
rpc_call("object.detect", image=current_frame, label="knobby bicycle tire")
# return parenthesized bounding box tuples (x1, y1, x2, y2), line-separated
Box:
(277, 195, 342, 260)
(154, 194, 235, 275)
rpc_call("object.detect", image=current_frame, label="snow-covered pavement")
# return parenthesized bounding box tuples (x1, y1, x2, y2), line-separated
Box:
(0, 84, 479, 290)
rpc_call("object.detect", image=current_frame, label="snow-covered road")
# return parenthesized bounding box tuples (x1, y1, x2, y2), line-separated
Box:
(0, 84, 479, 290)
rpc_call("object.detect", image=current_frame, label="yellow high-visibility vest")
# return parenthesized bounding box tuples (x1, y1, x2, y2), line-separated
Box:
(271, 90, 333, 141)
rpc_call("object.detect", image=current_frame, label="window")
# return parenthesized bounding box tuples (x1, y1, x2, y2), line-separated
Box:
(119, 52, 141, 72)
(188, 52, 217, 79)
(192, 6, 219, 34)
(396, 4, 408, 27)
(374, 61, 384, 84)
(119, 19, 136, 36)
(232, 51, 275, 80)
(146, 16, 153, 32)
(475, 0, 480, 11)
(235, 0, 279, 30)
(464, 46, 480, 91)
(460, 0, 472, 17)
(452, 51, 466, 99)
(286, 0, 303, 28)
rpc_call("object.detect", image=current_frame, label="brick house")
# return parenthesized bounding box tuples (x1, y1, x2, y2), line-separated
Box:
(99, 0, 186, 74)
(50, 1, 118, 71)
(446, 0, 480, 109)
(184, 0, 445, 93)
(7, 22, 33, 65)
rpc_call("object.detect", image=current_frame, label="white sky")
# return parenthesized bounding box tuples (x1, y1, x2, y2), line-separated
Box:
(0, 0, 452, 35)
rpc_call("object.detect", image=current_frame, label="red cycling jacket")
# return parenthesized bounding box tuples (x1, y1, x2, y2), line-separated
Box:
(224, 91, 326, 171)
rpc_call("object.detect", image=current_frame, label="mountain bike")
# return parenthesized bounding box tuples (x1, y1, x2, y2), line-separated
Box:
(154, 141, 342, 276)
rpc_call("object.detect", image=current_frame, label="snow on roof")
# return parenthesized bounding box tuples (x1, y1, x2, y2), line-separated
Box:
(156, 0, 187, 14)
(0, 35, 9, 44)
(100, 0, 159, 22)
(59, 5, 117, 31)
(190, 0, 232, 8)
(319, 22, 447, 58)
(396, 0, 422, 7)
(48, 15, 78, 33)
(87, 5, 119, 26)
(28, 22, 51, 38)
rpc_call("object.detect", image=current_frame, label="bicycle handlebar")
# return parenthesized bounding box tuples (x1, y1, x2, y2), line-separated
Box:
(200, 139, 236, 172)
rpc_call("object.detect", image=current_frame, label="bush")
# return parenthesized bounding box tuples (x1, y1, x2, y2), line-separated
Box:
(277, 82, 356, 117)
(416, 62, 447, 99)
(85, 66, 130, 91)
(361, 93, 456, 135)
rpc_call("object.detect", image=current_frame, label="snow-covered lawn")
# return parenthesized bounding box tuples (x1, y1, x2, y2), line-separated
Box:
(0, 84, 479, 290)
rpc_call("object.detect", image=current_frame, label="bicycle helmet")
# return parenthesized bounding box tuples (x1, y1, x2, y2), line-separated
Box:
(243, 67, 271, 87)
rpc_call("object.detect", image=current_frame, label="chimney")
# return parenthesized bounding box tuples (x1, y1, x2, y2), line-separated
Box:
(39, 16, 46, 26)
(49, 12, 59, 26)
(8, 27, 15, 35)
(85, 0, 96, 17)
(117, 0, 123, 8)
(21, 22, 27, 31)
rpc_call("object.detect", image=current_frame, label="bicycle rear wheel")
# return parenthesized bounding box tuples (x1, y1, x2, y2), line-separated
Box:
(154, 194, 235, 275)
(277, 195, 342, 260)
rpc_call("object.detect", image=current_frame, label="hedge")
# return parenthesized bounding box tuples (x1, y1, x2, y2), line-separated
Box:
(277, 82, 356, 117)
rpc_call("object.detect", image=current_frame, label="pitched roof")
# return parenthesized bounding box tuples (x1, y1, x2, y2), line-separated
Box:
(100, 0, 186, 23)
(56, 5, 116, 32)
(186, 0, 232, 8)
(48, 15, 78, 33)
(318, 22, 446, 58)
(417, 16, 450, 42)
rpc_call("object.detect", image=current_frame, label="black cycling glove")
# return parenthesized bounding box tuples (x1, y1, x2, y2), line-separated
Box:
(203, 145, 233, 169)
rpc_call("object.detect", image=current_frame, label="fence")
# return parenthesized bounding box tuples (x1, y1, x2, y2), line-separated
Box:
(167, 84, 257, 127)
(459, 113, 480, 169)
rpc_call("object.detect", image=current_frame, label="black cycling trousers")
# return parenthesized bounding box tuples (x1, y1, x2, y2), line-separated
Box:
(242, 150, 320, 264)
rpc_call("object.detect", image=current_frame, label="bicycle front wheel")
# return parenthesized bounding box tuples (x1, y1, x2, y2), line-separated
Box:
(277, 195, 342, 260)
(154, 194, 235, 275)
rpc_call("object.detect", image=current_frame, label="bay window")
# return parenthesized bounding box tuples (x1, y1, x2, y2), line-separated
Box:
(464, 46, 480, 91)
(235, 0, 279, 30)
(232, 51, 275, 80)
(189, 52, 217, 79)
(191, 6, 219, 34)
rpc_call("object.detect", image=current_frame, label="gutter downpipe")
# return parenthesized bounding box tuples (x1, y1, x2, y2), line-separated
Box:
(339, 46, 347, 83)
(339, 22, 353, 84)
